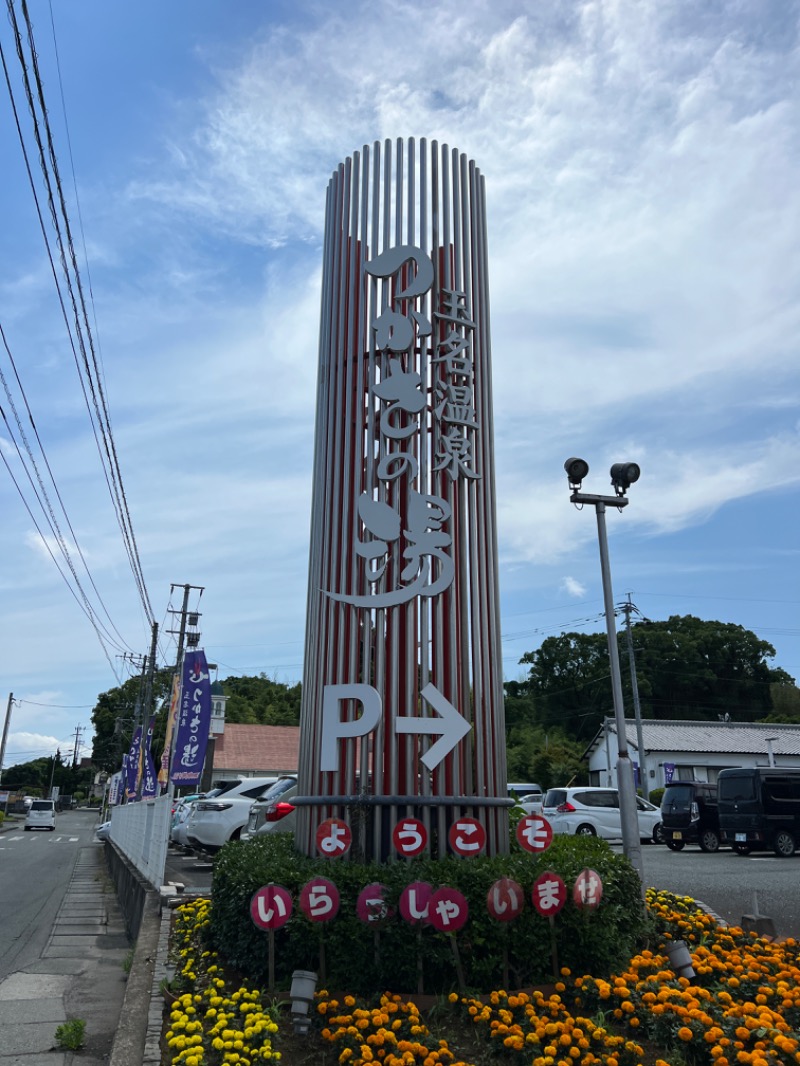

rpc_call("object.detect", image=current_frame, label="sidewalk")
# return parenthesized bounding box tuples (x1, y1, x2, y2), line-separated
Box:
(0, 822, 155, 1066)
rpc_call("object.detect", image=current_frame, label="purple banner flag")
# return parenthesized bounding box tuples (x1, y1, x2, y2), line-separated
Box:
(125, 727, 142, 799)
(170, 650, 212, 787)
(141, 715, 158, 799)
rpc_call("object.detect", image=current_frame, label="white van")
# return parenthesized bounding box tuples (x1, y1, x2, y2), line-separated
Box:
(25, 799, 56, 831)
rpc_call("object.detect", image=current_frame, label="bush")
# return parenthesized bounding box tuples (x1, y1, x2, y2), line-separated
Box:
(209, 834, 649, 996)
(648, 787, 665, 807)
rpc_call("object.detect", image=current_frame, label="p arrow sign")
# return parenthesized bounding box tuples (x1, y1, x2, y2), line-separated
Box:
(395, 682, 471, 770)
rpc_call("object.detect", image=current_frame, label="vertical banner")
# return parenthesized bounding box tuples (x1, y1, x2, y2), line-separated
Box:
(663, 762, 675, 784)
(141, 715, 158, 799)
(158, 674, 181, 789)
(125, 728, 142, 800)
(108, 769, 124, 806)
(170, 650, 212, 787)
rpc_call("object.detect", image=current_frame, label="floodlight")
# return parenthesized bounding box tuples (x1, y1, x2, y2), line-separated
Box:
(609, 462, 640, 496)
(564, 457, 589, 489)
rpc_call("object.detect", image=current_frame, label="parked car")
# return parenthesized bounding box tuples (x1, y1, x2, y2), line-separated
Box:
(25, 798, 56, 831)
(95, 819, 112, 841)
(185, 777, 282, 851)
(542, 786, 663, 843)
(171, 794, 206, 847)
(660, 780, 721, 852)
(509, 783, 543, 813)
(241, 776, 299, 841)
(718, 766, 800, 857)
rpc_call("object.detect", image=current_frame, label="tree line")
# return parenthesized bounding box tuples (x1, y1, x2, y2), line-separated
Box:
(6, 614, 787, 793)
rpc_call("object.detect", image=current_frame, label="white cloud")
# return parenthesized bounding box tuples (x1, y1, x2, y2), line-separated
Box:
(561, 577, 587, 598)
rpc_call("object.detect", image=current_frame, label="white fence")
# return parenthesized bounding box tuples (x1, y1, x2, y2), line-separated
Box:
(108, 795, 171, 889)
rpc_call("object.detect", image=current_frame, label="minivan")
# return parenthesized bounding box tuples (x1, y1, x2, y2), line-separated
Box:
(25, 799, 56, 831)
(718, 767, 800, 858)
(660, 781, 720, 852)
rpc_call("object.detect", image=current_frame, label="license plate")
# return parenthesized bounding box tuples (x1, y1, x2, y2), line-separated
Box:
(735, 833, 747, 842)
(673, 831, 682, 840)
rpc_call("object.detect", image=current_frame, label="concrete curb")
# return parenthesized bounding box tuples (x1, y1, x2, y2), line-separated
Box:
(109, 893, 161, 1066)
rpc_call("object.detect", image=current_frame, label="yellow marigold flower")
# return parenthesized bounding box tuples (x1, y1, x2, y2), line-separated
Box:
(678, 1027, 694, 1042)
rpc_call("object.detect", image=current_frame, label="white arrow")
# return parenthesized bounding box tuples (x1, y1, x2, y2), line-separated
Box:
(395, 682, 471, 770)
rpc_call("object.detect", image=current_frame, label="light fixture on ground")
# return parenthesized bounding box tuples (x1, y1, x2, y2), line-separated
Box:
(563, 457, 644, 884)
(289, 970, 318, 1035)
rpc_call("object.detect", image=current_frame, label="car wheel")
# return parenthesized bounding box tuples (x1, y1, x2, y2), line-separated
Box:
(732, 843, 752, 856)
(652, 823, 665, 845)
(575, 823, 596, 836)
(698, 829, 720, 853)
(665, 840, 684, 851)
(772, 830, 796, 858)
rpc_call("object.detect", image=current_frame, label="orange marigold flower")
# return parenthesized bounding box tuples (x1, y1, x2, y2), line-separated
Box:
(678, 1027, 694, 1042)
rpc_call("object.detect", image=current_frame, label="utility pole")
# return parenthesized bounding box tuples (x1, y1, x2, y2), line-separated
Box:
(620, 594, 648, 798)
(71, 726, 84, 767)
(0, 693, 14, 786)
(167, 584, 204, 669)
(141, 621, 160, 724)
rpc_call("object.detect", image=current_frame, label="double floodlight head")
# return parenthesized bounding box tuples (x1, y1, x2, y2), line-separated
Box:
(565, 457, 641, 498)
(610, 462, 641, 497)
(564, 457, 590, 490)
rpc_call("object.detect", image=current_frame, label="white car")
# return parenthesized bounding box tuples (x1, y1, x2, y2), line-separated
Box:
(25, 798, 56, 830)
(542, 786, 663, 843)
(241, 776, 298, 841)
(185, 778, 281, 851)
(516, 792, 544, 815)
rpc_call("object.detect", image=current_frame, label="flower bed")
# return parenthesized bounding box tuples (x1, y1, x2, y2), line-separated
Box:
(163, 889, 800, 1066)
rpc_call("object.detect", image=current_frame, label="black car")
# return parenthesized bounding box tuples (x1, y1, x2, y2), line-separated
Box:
(660, 780, 721, 852)
(718, 767, 800, 857)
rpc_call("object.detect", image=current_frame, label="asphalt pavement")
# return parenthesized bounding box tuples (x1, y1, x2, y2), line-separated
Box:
(0, 813, 166, 1066)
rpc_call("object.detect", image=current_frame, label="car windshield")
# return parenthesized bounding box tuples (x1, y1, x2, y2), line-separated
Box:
(31, 800, 53, 811)
(543, 789, 567, 807)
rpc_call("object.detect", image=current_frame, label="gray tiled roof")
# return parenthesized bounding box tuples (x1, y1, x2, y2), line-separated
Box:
(587, 718, 800, 757)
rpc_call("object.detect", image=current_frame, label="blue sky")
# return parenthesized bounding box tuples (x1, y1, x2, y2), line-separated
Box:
(1, 0, 798, 769)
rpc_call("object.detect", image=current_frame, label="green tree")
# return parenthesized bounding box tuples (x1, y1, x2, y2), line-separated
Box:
(509, 615, 794, 742)
(222, 675, 302, 726)
(91, 668, 173, 773)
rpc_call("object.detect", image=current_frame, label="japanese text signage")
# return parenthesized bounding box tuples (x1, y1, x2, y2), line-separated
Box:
(170, 650, 212, 787)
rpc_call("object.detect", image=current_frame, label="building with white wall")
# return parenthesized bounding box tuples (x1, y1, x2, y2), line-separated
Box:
(585, 717, 800, 795)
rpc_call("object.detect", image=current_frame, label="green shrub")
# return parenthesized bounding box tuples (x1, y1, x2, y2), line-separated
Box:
(648, 787, 665, 807)
(209, 833, 649, 996)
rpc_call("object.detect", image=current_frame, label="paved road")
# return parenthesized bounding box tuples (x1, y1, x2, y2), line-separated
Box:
(0, 810, 96, 983)
(635, 843, 800, 937)
(166, 837, 800, 940)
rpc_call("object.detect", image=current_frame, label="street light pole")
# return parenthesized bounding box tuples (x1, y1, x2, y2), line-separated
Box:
(564, 459, 644, 884)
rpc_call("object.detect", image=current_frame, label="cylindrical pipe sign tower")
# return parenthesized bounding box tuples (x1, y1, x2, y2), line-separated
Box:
(296, 138, 508, 860)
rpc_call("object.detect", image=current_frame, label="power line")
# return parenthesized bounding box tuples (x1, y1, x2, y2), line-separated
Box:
(1, 2, 154, 628)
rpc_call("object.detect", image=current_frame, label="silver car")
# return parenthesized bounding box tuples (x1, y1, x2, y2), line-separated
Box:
(241, 776, 298, 841)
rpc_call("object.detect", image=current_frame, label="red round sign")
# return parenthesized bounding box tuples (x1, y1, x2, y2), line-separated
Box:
(392, 818, 427, 857)
(531, 871, 567, 917)
(516, 814, 553, 853)
(299, 877, 340, 922)
(315, 817, 352, 857)
(573, 868, 603, 910)
(428, 887, 469, 932)
(448, 817, 486, 856)
(356, 882, 393, 924)
(250, 884, 293, 930)
(399, 881, 433, 925)
(486, 877, 525, 922)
